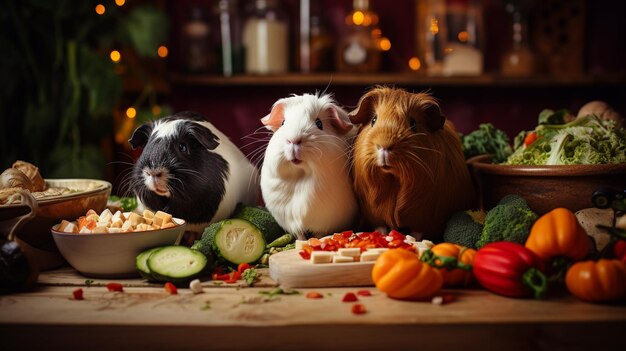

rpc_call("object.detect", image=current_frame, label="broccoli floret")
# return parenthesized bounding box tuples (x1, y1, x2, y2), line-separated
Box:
(443, 210, 486, 249)
(476, 196, 538, 249)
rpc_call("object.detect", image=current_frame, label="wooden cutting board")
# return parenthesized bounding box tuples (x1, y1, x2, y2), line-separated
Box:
(269, 250, 375, 288)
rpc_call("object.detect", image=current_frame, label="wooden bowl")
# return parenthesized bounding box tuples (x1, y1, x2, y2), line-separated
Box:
(0, 179, 111, 270)
(467, 155, 626, 215)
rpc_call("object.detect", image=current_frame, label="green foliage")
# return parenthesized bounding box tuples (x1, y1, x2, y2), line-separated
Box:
(461, 123, 512, 163)
(505, 113, 626, 166)
(476, 195, 538, 248)
(0, 0, 168, 178)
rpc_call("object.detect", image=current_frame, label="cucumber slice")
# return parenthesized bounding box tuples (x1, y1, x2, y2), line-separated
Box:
(147, 246, 208, 283)
(135, 247, 161, 280)
(208, 218, 266, 265)
(233, 206, 285, 243)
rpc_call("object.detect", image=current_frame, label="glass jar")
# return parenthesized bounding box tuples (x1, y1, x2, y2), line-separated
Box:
(442, 0, 484, 76)
(336, 0, 381, 73)
(242, 0, 289, 74)
(182, 5, 213, 73)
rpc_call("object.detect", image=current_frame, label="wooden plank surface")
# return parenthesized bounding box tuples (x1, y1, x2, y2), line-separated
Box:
(2, 267, 625, 350)
(269, 250, 375, 288)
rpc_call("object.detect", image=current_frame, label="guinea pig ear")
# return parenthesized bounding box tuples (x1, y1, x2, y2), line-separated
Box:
(348, 90, 379, 125)
(261, 103, 285, 132)
(419, 99, 446, 132)
(128, 123, 154, 150)
(188, 123, 220, 150)
(326, 106, 353, 135)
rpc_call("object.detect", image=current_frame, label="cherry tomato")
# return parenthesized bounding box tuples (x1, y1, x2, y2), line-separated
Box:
(342, 292, 358, 302)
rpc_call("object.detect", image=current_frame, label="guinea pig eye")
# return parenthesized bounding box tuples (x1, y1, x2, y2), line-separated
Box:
(178, 142, 188, 153)
(410, 118, 418, 132)
(371, 115, 377, 127)
(315, 118, 323, 130)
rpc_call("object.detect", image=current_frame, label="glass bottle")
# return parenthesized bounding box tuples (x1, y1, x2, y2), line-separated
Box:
(442, 0, 484, 76)
(242, 0, 289, 75)
(182, 5, 212, 73)
(214, 0, 245, 77)
(298, 0, 333, 72)
(336, 0, 381, 73)
(500, 2, 534, 76)
(423, 0, 447, 76)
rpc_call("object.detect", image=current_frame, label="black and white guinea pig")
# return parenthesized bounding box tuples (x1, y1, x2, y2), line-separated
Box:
(128, 111, 259, 232)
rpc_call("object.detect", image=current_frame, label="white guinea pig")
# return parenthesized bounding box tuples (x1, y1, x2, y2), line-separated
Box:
(128, 111, 259, 233)
(260, 93, 359, 239)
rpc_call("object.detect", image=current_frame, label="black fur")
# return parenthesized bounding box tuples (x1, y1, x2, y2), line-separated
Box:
(129, 114, 230, 224)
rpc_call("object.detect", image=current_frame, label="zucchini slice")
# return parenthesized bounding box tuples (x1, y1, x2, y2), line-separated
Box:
(146, 246, 208, 283)
(208, 218, 266, 265)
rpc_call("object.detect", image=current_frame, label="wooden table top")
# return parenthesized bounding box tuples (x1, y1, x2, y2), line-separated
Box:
(2, 267, 625, 351)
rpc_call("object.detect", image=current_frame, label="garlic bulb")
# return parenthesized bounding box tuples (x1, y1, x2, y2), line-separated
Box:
(0, 168, 34, 191)
(12, 160, 45, 192)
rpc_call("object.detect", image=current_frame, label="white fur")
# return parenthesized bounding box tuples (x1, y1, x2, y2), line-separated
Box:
(260, 94, 358, 239)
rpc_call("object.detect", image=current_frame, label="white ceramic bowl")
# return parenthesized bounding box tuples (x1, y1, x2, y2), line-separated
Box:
(51, 218, 186, 278)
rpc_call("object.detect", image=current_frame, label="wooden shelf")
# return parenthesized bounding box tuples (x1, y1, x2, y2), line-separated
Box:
(170, 72, 626, 88)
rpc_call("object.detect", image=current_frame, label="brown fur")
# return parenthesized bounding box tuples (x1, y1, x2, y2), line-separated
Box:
(349, 87, 475, 239)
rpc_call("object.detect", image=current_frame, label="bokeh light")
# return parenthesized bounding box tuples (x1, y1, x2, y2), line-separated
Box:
(126, 107, 137, 119)
(110, 50, 121, 62)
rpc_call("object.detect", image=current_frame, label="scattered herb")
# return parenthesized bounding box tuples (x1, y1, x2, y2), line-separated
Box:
(212, 281, 224, 286)
(201, 301, 211, 311)
(242, 267, 259, 286)
(259, 287, 300, 299)
(84, 279, 94, 287)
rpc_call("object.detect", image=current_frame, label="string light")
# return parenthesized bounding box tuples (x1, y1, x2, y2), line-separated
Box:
(430, 18, 439, 35)
(126, 107, 137, 119)
(110, 50, 121, 62)
(458, 31, 469, 42)
(409, 57, 421, 71)
(157, 46, 169, 58)
(352, 11, 364, 25)
(379, 38, 391, 51)
(115, 0, 126, 6)
(95, 4, 106, 15)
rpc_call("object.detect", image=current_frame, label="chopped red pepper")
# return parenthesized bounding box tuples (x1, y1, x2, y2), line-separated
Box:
(72, 288, 84, 300)
(342, 292, 358, 302)
(225, 271, 241, 284)
(299, 250, 311, 260)
(356, 290, 372, 297)
(237, 263, 252, 274)
(106, 282, 124, 292)
(351, 304, 367, 314)
(524, 132, 538, 147)
(306, 292, 324, 299)
(164, 282, 178, 294)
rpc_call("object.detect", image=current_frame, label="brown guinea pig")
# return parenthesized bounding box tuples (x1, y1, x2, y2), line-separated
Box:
(349, 86, 475, 240)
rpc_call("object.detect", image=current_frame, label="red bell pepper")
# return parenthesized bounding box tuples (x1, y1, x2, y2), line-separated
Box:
(614, 240, 626, 262)
(473, 241, 547, 299)
(237, 263, 252, 274)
